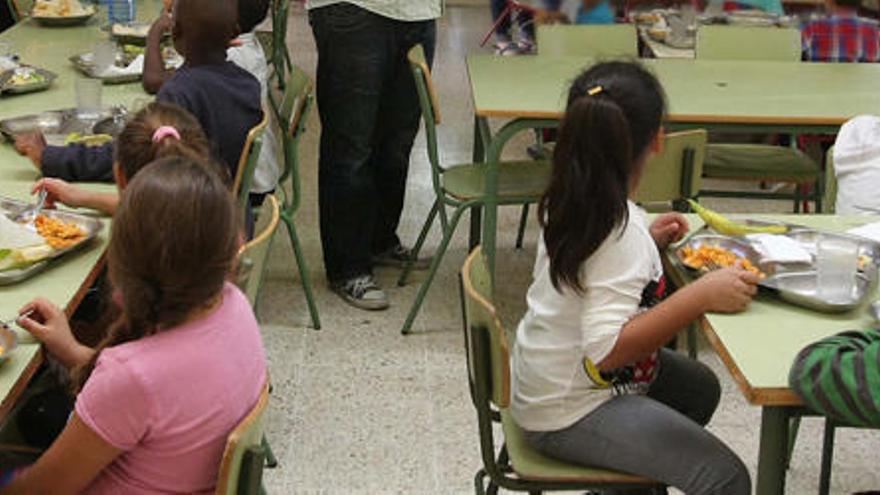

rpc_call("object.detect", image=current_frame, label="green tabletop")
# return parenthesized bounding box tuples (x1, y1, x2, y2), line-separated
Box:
(668, 214, 880, 406)
(468, 55, 880, 129)
(0, 5, 157, 418)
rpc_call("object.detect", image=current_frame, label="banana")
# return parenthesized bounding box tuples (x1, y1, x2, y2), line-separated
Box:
(687, 200, 787, 236)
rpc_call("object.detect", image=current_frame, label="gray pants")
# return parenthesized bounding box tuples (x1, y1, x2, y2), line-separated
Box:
(524, 349, 751, 495)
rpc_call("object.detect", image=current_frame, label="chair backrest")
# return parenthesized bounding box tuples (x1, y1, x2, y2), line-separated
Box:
(536, 24, 638, 58)
(634, 129, 708, 208)
(235, 195, 280, 308)
(407, 44, 445, 194)
(275, 64, 314, 214)
(9, 0, 32, 20)
(215, 382, 270, 495)
(695, 25, 801, 61)
(824, 145, 837, 214)
(460, 247, 510, 411)
(233, 110, 270, 214)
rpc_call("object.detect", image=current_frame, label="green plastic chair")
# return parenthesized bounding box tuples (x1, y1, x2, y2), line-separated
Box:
(460, 247, 661, 494)
(269, 63, 321, 330)
(695, 25, 801, 61)
(822, 145, 836, 213)
(214, 382, 270, 495)
(236, 195, 280, 312)
(233, 111, 269, 220)
(695, 26, 822, 212)
(536, 24, 639, 58)
(635, 129, 707, 210)
(398, 44, 552, 335)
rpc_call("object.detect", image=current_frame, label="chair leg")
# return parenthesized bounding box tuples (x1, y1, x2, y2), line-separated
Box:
(401, 206, 467, 335)
(687, 323, 698, 360)
(399, 200, 440, 287)
(793, 184, 802, 214)
(262, 435, 278, 468)
(515, 204, 529, 250)
(785, 415, 801, 470)
(469, 206, 482, 251)
(283, 214, 322, 330)
(819, 419, 836, 495)
(474, 469, 488, 495)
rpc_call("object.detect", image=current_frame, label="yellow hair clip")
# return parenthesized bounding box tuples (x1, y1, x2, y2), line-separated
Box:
(587, 85, 603, 96)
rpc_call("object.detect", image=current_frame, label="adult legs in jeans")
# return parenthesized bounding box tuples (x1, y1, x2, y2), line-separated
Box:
(524, 349, 751, 495)
(309, 5, 436, 284)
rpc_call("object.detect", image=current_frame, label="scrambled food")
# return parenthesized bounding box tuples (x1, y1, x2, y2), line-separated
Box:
(7, 68, 45, 87)
(64, 132, 113, 147)
(112, 23, 151, 39)
(32, 0, 91, 17)
(35, 215, 86, 250)
(681, 244, 765, 278)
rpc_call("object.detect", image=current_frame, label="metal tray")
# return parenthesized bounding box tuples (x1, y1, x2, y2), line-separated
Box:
(109, 22, 170, 46)
(31, 5, 96, 27)
(761, 271, 876, 313)
(0, 66, 57, 95)
(0, 107, 127, 144)
(69, 53, 141, 84)
(0, 196, 103, 285)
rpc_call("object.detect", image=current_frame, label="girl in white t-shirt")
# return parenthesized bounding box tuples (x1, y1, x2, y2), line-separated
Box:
(512, 61, 758, 494)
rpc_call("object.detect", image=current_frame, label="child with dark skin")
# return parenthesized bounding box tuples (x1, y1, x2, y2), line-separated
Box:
(14, 0, 261, 182)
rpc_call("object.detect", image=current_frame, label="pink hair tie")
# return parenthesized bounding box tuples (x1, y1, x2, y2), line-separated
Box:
(152, 126, 181, 143)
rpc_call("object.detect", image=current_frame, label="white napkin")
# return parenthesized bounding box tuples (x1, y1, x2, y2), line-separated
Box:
(746, 234, 813, 264)
(846, 222, 880, 244)
(98, 54, 144, 77)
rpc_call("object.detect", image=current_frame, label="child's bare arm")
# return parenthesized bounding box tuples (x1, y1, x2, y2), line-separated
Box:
(143, 11, 174, 94)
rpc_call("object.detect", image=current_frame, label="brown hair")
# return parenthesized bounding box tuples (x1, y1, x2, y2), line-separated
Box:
(73, 156, 240, 392)
(114, 101, 222, 182)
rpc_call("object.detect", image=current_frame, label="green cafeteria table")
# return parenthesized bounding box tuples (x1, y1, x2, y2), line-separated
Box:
(468, 54, 880, 494)
(0, 1, 159, 421)
(669, 214, 877, 494)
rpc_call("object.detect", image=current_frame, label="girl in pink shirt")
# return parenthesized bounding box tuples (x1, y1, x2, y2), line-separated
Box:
(3, 157, 267, 494)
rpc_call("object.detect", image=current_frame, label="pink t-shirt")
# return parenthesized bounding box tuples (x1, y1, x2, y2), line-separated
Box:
(75, 283, 267, 494)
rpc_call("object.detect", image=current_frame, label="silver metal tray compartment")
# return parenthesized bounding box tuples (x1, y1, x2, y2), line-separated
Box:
(674, 234, 769, 275)
(0, 107, 127, 144)
(0, 196, 104, 285)
(31, 6, 96, 27)
(761, 271, 876, 313)
(69, 53, 142, 84)
(0, 66, 57, 95)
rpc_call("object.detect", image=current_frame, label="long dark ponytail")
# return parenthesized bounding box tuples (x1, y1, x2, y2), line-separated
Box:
(538, 61, 666, 294)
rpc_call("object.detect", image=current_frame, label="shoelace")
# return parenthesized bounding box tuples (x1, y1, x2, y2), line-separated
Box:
(347, 276, 378, 298)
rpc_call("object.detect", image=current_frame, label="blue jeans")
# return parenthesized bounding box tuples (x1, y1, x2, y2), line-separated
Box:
(524, 350, 751, 495)
(309, 4, 436, 282)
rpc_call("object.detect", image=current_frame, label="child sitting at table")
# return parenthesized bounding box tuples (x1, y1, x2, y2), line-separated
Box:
(144, 0, 280, 207)
(830, 115, 880, 214)
(0, 156, 266, 494)
(801, 0, 880, 62)
(13, 0, 262, 183)
(31, 101, 214, 216)
(512, 61, 757, 494)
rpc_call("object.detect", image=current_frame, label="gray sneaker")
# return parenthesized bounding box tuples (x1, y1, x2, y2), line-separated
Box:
(332, 274, 389, 311)
(373, 245, 430, 270)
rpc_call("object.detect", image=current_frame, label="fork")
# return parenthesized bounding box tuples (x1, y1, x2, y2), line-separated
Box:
(13, 189, 48, 225)
(0, 309, 34, 329)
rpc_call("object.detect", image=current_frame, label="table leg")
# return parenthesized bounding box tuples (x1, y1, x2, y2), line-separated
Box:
(757, 406, 792, 495)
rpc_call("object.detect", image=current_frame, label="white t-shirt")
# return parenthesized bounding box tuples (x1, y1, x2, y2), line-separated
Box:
(834, 115, 880, 215)
(227, 32, 282, 194)
(511, 201, 663, 432)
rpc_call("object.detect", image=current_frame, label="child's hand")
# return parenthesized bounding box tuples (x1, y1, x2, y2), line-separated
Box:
(650, 212, 689, 249)
(13, 132, 46, 171)
(693, 267, 760, 314)
(149, 9, 173, 37)
(32, 178, 87, 209)
(17, 298, 92, 369)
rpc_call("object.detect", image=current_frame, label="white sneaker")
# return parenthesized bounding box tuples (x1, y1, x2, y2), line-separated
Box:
(332, 274, 389, 311)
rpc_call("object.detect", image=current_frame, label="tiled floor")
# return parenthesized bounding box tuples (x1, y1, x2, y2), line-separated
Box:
(259, 4, 880, 494)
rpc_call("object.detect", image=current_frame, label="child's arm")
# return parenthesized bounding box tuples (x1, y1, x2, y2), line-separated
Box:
(17, 297, 95, 370)
(142, 10, 174, 95)
(598, 267, 760, 371)
(33, 142, 115, 183)
(33, 179, 119, 216)
(1, 414, 121, 494)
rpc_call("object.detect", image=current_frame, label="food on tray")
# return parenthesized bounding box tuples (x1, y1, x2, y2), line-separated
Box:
(688, 200, 788, 236)
(32, 0, 91, 17)
(64, 132, 113, 147)
(35, 214, 87, 250)
(681, 244, 765, 278)
(0, 214, 45, 250)
(6, 67, 45, 87)
(635, 11, 662, 24)
(112, 23, 151, 39)
(648, 27, 669, 41)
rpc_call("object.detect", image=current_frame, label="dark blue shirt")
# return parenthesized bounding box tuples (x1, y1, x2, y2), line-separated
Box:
(42, 61, 262, 183)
